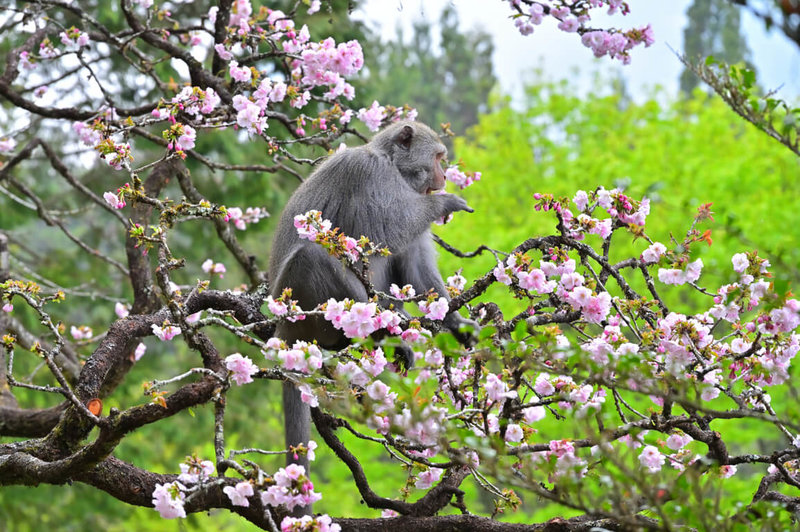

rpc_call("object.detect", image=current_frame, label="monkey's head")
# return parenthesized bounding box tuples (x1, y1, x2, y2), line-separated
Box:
(373, 121, 448, 195)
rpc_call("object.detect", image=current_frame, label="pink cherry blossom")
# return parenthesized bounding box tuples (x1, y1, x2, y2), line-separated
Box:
(175, 125, 196, 151)
(642, 242, 666, 264)
(534, 373, 555, 396)
(573, 190, 589, 211)
(223, 481, 254, 507)
(504, 423, 524, 443)
(357, 101, 386, 131)
(0, 137, 16, 153)
(229, 61, 252, 82)
(298, 383, 318, 407)
(638, 445, 665, 473)
(18, 51, 36, 71)
(518, 268, 555, 293)
(658, 268, 685, 285)
(421, 297, 449, 320)
(548, 439, 575, 459)
(307, 0, 321, 14)
(70, 325, 93, 340)
(493, 265, 513, 285)
(60, 27, 90, 48)
(731, 253, 749, 273)
(134, 342, 147, 361)
(177, 460, 214, 484)
(340, 302, 378, 338)
(152, 482, 187, 519)
(485, 373, 516, 403)
(414, 468, 443, 490)
(261, 464, 322, 511)
(582, 292, 613, 324)
(115, 302, 130, 318)
(666, 433, 693, 450)
(523, 406, 546, 423)
(225, 353, 258, 385)
(103, 191, 126, 209)
(152, 323, 181, 341)
(280, 514, 340, 532)
(685, 259, 703, 283)
(214, 43, 233, 60)
(201, 259, 226, 278)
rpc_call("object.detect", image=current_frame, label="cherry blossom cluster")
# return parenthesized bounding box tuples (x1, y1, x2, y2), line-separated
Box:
(152, 456, 214, 519)
(275, 187, 798, 492)
(294, 210, 389, 263)
(493, 251, 613, 324)
(225, 353, 259, 385)
(94, 138, 133, 171)
(178, 456, 215, 484)
(9, 3, 410, 178)
(263, 338, 324, 374)
(323, 299, 404, 339)
(152, 321, 181, 341)
(389, 283, 416, 300)
(162, 123, 197, 157)
(201, 259, 227, 278)
(533, 186, 651, 242)
(505, 1, 653, 64)
(0, 137, 17, 153)
(445, 166, 482, 189)
(15, 26, 88, 72)
(446, 273, 467, 295)
(224, 206, 269, 230)
(334, 348, 388, 386)
(280, 514, 341, 532)
(59, 26, 90, 48)
(152, 481, 187, 519)
(69, 109, 134, 171)
(261, 464, 322, 511)
(418, 296, 450, 320)
(70, 325, 93, 340)
(153, 454, 329, 521)
(206, 1, 409, 134)
(103, 183, 132, 210)
(265, 288, 306, 323)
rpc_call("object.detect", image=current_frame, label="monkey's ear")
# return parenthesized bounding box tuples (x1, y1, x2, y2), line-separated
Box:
(393, 125, 414, 150)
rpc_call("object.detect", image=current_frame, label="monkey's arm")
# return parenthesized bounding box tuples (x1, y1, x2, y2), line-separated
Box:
(392, 235, 479, 347)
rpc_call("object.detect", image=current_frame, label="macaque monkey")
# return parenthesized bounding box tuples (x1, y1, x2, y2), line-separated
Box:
(268, 121, 476, 486)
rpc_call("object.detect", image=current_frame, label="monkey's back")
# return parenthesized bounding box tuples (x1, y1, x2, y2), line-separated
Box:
(269, 145, 409, 284)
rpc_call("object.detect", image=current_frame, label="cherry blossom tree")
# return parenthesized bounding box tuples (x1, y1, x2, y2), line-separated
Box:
(1, 1, 798, 531)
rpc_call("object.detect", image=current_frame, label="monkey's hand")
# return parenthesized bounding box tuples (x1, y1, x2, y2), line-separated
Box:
(443, 312, 480, 348)
(439, 193, 474, 216)
(394, 342, 416, 371)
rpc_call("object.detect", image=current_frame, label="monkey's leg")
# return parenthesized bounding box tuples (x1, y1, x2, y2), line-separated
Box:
(272, 244, 369, 515)
(394, 235, 479, 346)
(282, 381, 311, 470)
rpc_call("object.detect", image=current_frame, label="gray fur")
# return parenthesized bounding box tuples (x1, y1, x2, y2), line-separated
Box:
(268, 122, 476, 505)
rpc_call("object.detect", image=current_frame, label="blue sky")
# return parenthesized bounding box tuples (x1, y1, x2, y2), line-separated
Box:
(356, 1, 800, 103)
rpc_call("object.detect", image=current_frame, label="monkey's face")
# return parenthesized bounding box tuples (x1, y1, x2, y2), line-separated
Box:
(385, 122, 448, 195)
(426, 152, 447, 194)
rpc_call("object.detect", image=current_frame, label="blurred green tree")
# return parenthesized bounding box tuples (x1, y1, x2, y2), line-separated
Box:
(360, 5, 496, 151)
(681, 0, 755, 94)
